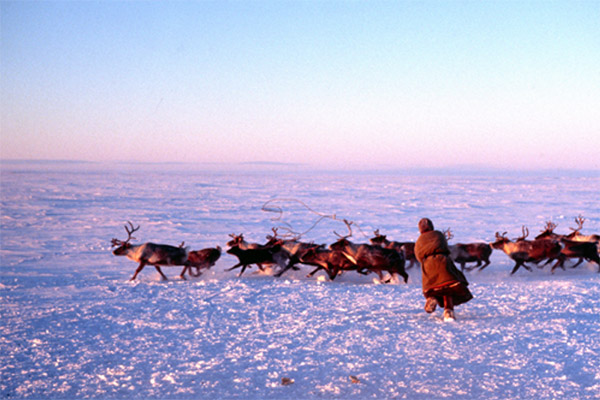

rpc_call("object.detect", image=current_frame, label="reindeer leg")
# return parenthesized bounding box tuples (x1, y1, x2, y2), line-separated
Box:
(238, 264, 249, 277)
(188, 266, 201, 277)
(550, 254, 567, 273)
(478, 260, 491, 272)
(539, 257, 554, 268)
(569, 258, 584, 269)
(179, 265, 189, 280)
(383, 273, 393, 284)
(589, 254, 600, 272)
(154, 266, 168, 280)
(510, 261, 524, 275)
(274, 260, 295, 278)
(227, 263, 242, 271)
(327, 265, 338, 281)
(130, 262, 147, 281)
(306, 266, 322, 278)
(401, 270, 409, 283)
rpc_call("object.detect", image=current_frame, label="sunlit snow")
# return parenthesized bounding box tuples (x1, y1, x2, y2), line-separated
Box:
(1, 162, 599, 399)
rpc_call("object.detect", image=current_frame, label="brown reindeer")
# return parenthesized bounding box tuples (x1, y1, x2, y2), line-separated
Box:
(444, 229, 493, 271)
(369, 230, 418, 269)
(490, 227, 562, 275)
(111, 222, 189, 281)
(266, 227, 361, 280)
(299, 245, 358, 280)
(329, 222, 408, 284)
(182, 246, 222, 277)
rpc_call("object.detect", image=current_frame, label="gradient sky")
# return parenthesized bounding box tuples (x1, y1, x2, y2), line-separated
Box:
(1, 1, 599, 170)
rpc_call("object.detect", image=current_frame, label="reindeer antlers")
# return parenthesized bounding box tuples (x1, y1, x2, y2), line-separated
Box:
(124, 221, 139, 240)
(541, 221, 557, 233)
(265, 227, 279, 241)
(443, 228, 454, 241)
(111, 221, 140, 247)
(334, 219, 354, 239)
(569, 215, 585, 233)
(495, 231, 508, 240)
(516, 226, 529, 241)
(372, 229, 387, 239)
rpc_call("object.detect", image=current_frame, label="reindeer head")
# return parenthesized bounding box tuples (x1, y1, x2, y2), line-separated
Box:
(490, 231, 509, 249)
(264, 227, 283, 245)
(111, 221, 140, 255)
(535, 221, 558, 239)
(330, 219, 354, 250)
(226, 234, 245, 248)
(370, 229, 387, 245)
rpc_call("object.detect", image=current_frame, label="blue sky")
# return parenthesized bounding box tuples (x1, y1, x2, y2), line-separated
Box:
(1, 1, 599, 170)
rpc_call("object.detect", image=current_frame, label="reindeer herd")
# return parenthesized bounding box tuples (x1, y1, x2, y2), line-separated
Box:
(111, 216, 600, 282)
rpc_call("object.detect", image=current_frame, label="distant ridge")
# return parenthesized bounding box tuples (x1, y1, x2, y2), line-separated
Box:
(0, 159, 94, 164)
(238, 161, 306, 167)
(0, 159, 597, 177)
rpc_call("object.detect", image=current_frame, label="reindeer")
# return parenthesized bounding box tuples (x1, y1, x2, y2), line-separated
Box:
(443, 229, 493, 271)
(225, 234, 288, 276)
(535, 219, 600, 272)
(329, 221, 408, 283)
(293, 244, 357, 281)
(553, 239, 600, 272)
(111, 222, 189, 281)
(490, 227, 562, 275)
(265, 229, 326, 278)
(182, 246, 222, 277)
(369, 230, 418, 269)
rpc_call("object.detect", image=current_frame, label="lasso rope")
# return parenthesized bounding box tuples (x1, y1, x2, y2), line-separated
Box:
(261, 198, 370, 240)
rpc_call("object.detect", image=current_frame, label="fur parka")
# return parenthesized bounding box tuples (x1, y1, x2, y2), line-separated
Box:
(415, 230, 469, 293)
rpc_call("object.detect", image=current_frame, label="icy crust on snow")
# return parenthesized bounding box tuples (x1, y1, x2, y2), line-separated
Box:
(1, 163, 599, 399)
(2, 275, 599, 399)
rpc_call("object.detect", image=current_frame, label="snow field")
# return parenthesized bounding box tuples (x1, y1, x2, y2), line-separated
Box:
(1, 163, 599, 399)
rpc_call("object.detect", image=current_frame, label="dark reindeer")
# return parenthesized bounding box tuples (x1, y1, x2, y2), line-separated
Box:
(554, 239, 600, 272)
(225, 234, 288, 276)
(535, 219, 600, 272)
(490, 227, 562, 275)
(267, 229, 326, 278)
(444, 229, 493, 271)
(329, 221, 408, 283)
(369, 230, 418, 269)
(111, 222, 189, 281)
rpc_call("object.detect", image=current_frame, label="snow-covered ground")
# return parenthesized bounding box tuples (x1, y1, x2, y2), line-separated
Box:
(1, 162, 599, 399)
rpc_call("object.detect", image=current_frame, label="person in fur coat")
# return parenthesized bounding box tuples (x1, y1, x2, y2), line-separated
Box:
(414, 218, 473, 321)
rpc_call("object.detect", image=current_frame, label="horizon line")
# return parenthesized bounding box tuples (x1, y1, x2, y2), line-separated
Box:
(1, 158, 598, 174)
